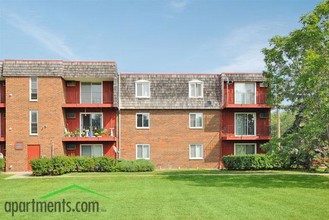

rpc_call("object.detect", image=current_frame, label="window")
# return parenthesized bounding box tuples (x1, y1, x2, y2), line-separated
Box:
(30, 76, 38, 101)
(80, 113, 103, 135)
(235, 83, 255, 104)
(234, 143, 256, 155)
(189, 144, 203, 159)
(235, 113, 256, 136)
(189, 113, 203, 128)
(189, 80, 203, 98)
(30, 111, 38, 135)
(80, 144, 103, 157)
(81, 82, 102, 104)
(135, 80, 150, 98)
(136, 113, 150, 129)
(136, 144, 150, 159)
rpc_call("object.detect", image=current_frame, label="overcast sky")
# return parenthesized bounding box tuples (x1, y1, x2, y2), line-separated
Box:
(0, 0, 323, 73)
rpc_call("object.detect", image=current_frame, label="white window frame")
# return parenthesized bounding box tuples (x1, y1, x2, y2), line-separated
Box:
(30, 76, 38, 101)
(80, 144, 103, 157)
(189, 113, 203, 129)
(189, 80, 204, 98)
(136, 144, 150, 160)
(189, 144, 203, 159)
(80, 112, 103, 135)
(136, 113, 150, 129)
(234, 112, 256, 136)
(80, 82, 103, 104)
(135, 80, 150, 98)
(234, 143, 257, 155)
(234, 82, 256, 104)
(30, 110, 38, 135)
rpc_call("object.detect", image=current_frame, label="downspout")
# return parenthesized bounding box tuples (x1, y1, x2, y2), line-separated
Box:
(219, 74, 225, 169)
(118, 73, 121, 160)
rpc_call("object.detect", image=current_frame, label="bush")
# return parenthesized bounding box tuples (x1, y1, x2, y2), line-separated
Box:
(51, 156, 75, 175)
(223, 154, 275, 170)
(30, 158, 53, 176)
(30, 157, 154, 175)
(94, 157, 116, 172)
(0, 158, 5, 172)
(73, 157, 95, 172)
(115, 159, 155, 172)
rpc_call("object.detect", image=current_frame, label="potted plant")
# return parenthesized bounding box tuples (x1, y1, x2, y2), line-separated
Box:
(74, 129, 80, 137)
(100, 128, 108, 137)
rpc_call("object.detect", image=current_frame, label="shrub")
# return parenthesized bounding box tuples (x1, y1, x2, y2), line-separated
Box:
(0, 158, 5, 172)
(30, 158, 52, 176)
(73, 157, 95, 172)
(94, 157, 116, 172)
(51, 156, 75, 175)
(115, 159, 154, 172)
(30, 156, 154, 175)
(223, 154, 275, 170)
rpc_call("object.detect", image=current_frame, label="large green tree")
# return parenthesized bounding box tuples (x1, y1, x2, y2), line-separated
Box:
(262, 0, 329, 168)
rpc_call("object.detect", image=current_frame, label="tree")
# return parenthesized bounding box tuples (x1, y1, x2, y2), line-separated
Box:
(262, 0, 329, 169)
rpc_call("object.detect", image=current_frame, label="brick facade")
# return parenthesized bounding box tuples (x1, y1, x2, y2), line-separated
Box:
(5, 77, 66, 171)
(120, 109, 220, 169)
(0, 60, 271, 171)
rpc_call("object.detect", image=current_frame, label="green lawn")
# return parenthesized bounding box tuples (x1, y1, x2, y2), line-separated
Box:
(0, 171, 328, 219)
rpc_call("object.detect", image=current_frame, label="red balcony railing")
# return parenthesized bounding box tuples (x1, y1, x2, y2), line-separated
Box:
(224, 93, 268, 107)
(66, 92, 113, 104)
(222, 125, 271, 140)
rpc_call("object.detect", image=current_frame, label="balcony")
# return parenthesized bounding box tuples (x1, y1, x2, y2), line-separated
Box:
(221, 125, 271, 141)
(62, 128, 116, 142)
(224, 93, 271, 109)
(62, 92, 114, 108)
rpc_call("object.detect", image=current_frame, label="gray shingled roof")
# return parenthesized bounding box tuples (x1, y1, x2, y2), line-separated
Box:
(1, 60, 117, 78)
(120, 74, 221, 109)
(222, 72, 265, 82)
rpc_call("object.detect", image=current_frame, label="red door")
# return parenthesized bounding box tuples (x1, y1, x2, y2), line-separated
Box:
(27, 145, 40, 171)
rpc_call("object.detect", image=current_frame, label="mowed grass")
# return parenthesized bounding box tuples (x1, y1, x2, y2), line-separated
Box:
(0, 171, 328, 219)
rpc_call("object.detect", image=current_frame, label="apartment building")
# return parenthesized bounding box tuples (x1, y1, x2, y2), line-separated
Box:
(119, 74, 221, 169)
(219, 73, 271, 167)
(0, 60, 271, 171)
(0, 60, 118, 171)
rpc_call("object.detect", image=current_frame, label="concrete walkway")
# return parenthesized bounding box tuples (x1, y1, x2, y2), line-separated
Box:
(3, 172, 33, 179)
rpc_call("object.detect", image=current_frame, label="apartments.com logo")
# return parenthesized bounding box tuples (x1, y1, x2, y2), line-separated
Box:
(3, 184, 110, 217)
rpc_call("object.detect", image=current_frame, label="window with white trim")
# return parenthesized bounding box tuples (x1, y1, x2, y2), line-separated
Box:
(136, 113, 150, 129)
(234, 143, 256, 155)
(189, 144, 203, 159)
(189, 80, 203, 98)
(30, 111, 38, 135)
(30, 76, 38, 101)
(135, 80, 150, 98)
(81, 82, 102, 104)
(235, 83, 256, 104)
(235, 113, 256, 136)
(189, 113, 203, 128)
(80, 144, 103, 157)
(136, 144, 150, 159)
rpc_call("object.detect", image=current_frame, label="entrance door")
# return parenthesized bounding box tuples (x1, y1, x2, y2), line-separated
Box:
(27, 145, 40, 171)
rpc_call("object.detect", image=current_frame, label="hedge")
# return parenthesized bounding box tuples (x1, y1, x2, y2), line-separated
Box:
(115, 159, 155, 172)
(222, 154, 276, 170)
(0, 158, 5, 172)
(30, 156, 154, 176)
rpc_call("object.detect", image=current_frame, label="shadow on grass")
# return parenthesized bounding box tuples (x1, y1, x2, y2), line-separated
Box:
(160, 172, 329, 189)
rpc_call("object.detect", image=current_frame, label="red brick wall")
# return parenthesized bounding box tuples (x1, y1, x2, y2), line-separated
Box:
(5, 77, 66, 171)
(120, 110, 220, 169)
